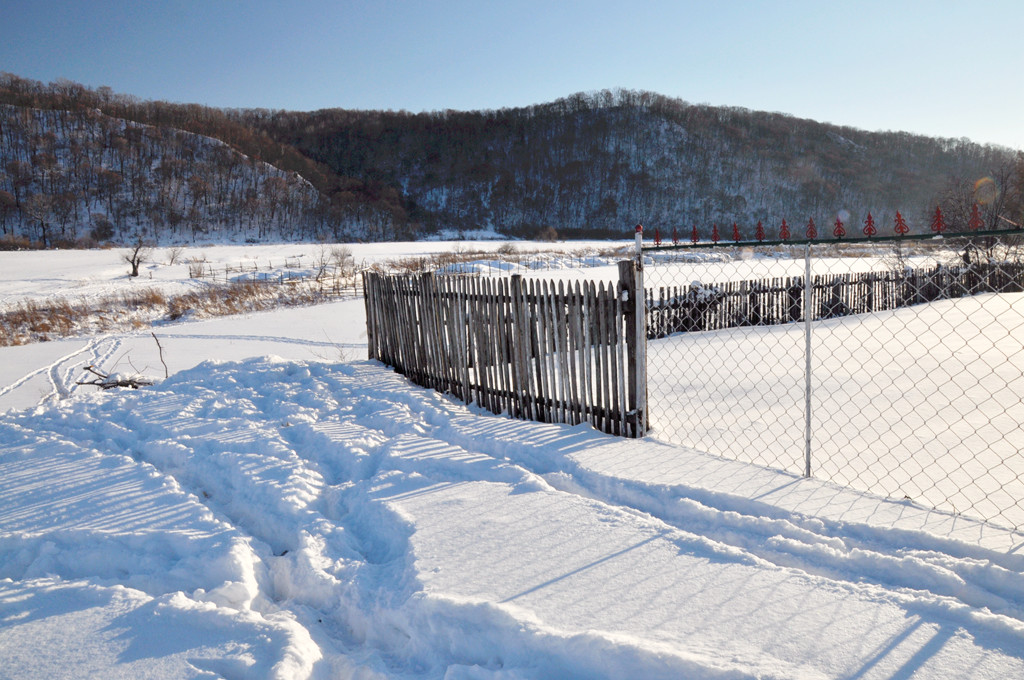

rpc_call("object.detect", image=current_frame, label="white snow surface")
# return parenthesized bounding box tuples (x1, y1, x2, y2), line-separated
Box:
(0, 241, 627, 308)
(2, 244, 1024, 679)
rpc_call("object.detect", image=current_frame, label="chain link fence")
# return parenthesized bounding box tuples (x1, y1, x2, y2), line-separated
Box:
(644, 232, 1024, 529)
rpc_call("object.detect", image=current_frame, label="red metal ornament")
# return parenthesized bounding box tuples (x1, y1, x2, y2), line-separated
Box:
(654, 227, 662, 246)
(894, 211, 909, 235)
(755, 221, 765, 241)
(672, 227, 679, 245)
(779, 219, 791, 241)
(969, 203, 984, 231)
(863, 212, 877, 237)
(711, 224, 720, 243)
(833, 217, 846, 239)
(806, 217, 817, 239)
(732, 223, 741, 243)
(930, 206, 945, 233)
(690, 225, 698, 244)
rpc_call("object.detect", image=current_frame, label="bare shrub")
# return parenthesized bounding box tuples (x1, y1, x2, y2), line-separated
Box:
(166, 279, 324, 322)
(1, 269, 354, 347)
(0, 299, 77, 344)
(313, 246, 331, 283)
(0, 234, 37, 251)
(389, 256, 428, 274)
(165, 246, 185, 265)
(122, 288, 167, 308)
(331, 245, 354, 276)
(535, 226, 559, 242)
(188, 261, 208, 278)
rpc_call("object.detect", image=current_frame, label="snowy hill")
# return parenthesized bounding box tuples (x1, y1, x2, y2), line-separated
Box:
(0, 102, 382, 246)
(253, 89, 1020, 239)
(3, 75, 1019, 248)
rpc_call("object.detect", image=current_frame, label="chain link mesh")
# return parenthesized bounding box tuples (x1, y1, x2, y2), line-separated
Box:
(644, 234, 1024, 529)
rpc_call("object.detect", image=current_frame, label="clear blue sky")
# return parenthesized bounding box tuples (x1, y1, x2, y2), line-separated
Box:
(3, 0, 1022, 150)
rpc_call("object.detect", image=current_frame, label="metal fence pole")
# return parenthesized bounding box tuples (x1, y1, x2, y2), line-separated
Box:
(804, 243, 813, 478)
(636, 252, 647, 437)
(635, 224, 648, 437)
(642, 229, 1024, 527)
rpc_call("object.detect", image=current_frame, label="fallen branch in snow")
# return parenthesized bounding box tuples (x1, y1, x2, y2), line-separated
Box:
(151, 332, 169, 378)
(76, 365, 154, 390)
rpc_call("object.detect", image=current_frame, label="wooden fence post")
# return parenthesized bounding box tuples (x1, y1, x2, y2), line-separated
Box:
(362, 271, 377, 360)
(510, 275, 533, 421)
(619, 259, 647, 437)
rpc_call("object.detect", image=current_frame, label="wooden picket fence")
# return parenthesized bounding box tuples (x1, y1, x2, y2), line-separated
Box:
(363, 263, 646, 437)
(647, 261, 1024, 337)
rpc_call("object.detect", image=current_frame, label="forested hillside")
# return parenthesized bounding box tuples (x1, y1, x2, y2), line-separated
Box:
(1, 74, 1020, 247)
(252, 89, 1021, 239)
(0, 74, 410, 247)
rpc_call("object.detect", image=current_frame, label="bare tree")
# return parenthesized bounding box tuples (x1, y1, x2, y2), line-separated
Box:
(23, 193, 54, 247)
(164, 246, 184, 265)
(123, 234, 153, 277)
(939, 158, 1022, 233)
(0, 190, 15, 235)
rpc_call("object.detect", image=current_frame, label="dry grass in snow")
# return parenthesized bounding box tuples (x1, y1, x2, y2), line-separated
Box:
(0, 281, 335, 346)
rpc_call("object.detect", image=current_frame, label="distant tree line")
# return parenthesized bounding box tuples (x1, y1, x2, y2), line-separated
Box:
(0, 103, 332, 246)
(247, 88, 1022, 240)
(0, 73, 412, 246)
(1, 74, 1020, 247)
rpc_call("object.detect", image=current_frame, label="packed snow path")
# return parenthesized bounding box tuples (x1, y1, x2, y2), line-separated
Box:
(2, 357, 1024, 679)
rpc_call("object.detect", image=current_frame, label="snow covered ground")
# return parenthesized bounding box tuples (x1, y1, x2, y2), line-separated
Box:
(2, 243, 1024, 678)
(647, 292, 1024, 529)
(0, 241, 627, 308)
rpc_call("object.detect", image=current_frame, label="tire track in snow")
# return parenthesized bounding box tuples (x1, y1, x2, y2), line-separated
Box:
(40, 336, 124, 404)
(314, 364, 1024, 675)
(56, 379, 357, 674)
(57, 336, 122, 401)
(308, 361, 1024, 633)
(169, 361, 629, 675)
(154, 332, 358, 350)
(89, 335, 123, 373)
(0, 340, 97, 405)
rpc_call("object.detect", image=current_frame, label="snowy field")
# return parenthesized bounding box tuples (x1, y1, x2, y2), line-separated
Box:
(646, 291, 1024, 529)
(0, 240, 629, 308)
(2, 242, 1024, 679)
(643, 246, 1024, 530)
